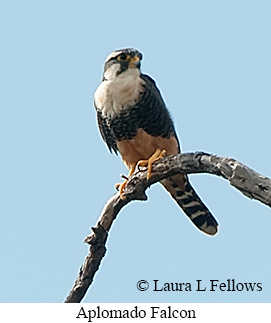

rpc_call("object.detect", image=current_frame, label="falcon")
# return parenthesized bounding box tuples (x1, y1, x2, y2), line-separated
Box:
(94, 48, 218, 235)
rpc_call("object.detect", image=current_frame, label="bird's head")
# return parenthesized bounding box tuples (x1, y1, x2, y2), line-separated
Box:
(102, 48, 143, 81)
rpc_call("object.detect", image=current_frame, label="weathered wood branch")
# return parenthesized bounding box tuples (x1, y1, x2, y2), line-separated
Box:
(64, 152, 271, 303)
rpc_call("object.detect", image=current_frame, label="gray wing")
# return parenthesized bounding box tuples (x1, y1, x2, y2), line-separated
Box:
(96, 108, 118, 154)
(138, 74, 180, 144)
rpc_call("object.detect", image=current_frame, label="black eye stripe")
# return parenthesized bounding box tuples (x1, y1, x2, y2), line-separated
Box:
(105, 49, 143, 64)
(118, 53, 127, 60)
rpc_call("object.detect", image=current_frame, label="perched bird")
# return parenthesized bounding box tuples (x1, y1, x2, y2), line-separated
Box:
(94, 48, 218, 235)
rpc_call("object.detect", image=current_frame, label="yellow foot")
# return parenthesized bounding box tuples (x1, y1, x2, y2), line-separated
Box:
(137, 148, 166, 179)
(115, 164, 136, 199)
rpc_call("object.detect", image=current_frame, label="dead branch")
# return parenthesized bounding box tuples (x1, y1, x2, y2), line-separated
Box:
(64, 152, 271, 302)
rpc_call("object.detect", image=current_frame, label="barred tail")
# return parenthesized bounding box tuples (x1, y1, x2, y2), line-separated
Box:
(161, 174, 218, 235)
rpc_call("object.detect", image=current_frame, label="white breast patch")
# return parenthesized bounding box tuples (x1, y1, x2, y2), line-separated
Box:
(94, 68, 144, 119)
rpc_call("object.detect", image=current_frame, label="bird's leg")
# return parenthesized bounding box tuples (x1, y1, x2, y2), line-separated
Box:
(115, 164, 136, 199)
(137, 148, 166, 179)
(115, 149, 166, 198)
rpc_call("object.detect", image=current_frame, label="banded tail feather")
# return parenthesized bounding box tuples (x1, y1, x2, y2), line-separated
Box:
(161, 174, 218, 235)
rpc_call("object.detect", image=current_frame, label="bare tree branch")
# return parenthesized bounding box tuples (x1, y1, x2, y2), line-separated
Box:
(64, 152, 271, 302)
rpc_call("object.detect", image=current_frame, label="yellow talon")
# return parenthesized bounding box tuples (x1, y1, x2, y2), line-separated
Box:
(116, 164, 136, 199)
(116, 149, 166, 198)
(137, 148, 166, 179)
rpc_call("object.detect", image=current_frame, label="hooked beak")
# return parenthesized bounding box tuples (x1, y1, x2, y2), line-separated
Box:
(129, 55, 141, 69)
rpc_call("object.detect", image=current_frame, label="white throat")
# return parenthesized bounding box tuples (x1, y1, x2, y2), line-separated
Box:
(94, 68, 143, 119)
(103, 63, 121, 81)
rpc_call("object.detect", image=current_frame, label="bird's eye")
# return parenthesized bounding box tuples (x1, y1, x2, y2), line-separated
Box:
(118, 53, 127, 60)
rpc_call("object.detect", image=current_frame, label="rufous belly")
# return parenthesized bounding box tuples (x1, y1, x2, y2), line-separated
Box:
(116, 128, 179, 169)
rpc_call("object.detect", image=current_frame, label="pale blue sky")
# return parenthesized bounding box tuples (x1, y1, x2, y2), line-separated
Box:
(1, 0, 271, 303)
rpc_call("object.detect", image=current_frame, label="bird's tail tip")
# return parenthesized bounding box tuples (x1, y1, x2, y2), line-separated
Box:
(161, 175, 219, 236)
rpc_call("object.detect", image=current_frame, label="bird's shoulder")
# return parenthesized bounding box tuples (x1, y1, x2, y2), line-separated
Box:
(140, 73, 157, 85)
